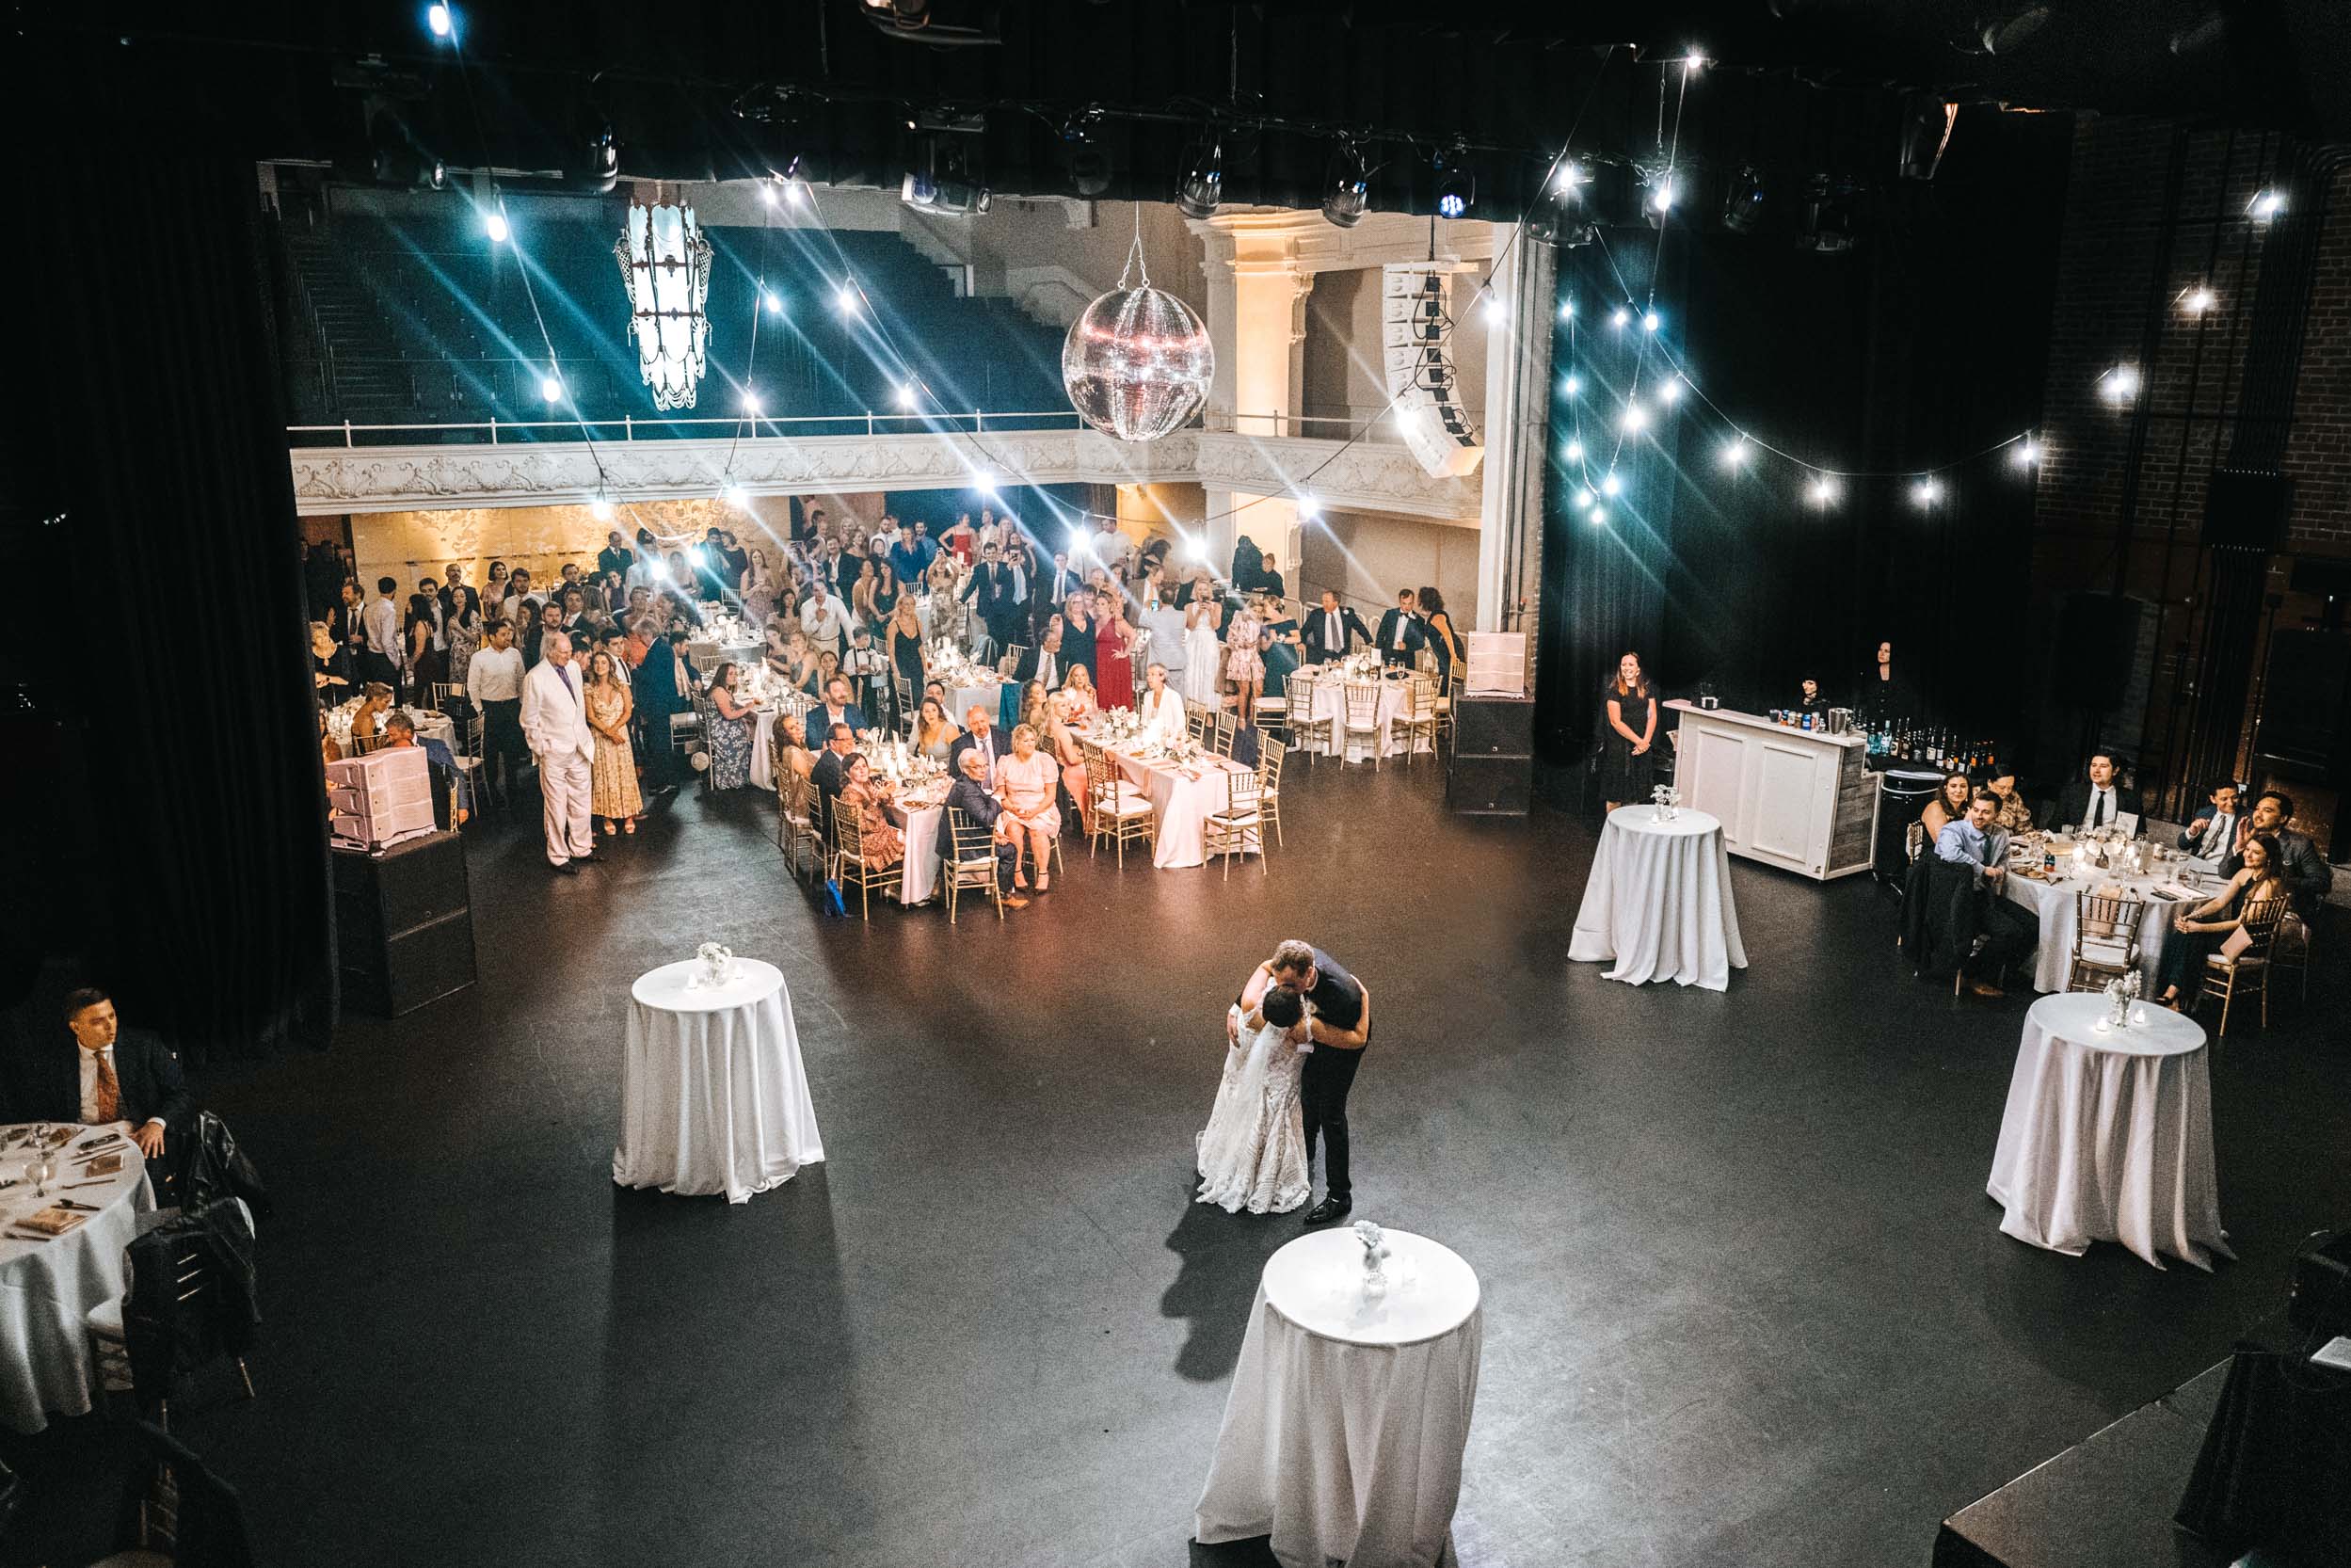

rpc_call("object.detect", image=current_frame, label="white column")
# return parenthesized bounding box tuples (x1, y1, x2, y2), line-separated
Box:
(1475, 227, 1553, 633)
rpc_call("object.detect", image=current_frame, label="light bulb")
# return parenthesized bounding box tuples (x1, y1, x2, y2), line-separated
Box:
(1298, 494, 1322, 519)
(539, 375, 563, 402)
(723, 485, 748, 507)
(1563, 374, 1582, 396)
(1558, 162, 1585, 193)
(590, 498, 614, 521)
(1685, 47, 1706, 71)
(758, 184, 776, 207)
(1621, 401, 1649, 433)
(762, 289, 782, 315)
(2183, 284, 2216, 314)
(1911, 477, 1942, 506)
(741, 392, 761, 414)
(1559, 298, 1575, 320)
(2099, 364, 2140, 405)
(485, 210, 510, 244)
(1482, 297, 1506, 324)
(1587, 506, 1607, 526)
(2013, 439, 2040, 466)
(1610, 307, 1631, 328)
(785, 182, 807, 208)
(427, 4, 453, 38)
(2248, 188, 2285, 220)
(1564, 439, 1585, 462)
(895, 384, 918, 409)
(1642, 310, 1661, 332)
(1600, 472, 1623, 497)
(1721, 439, 1748, 467)
(1808, 475, 1838, 506)
(1575, 488, 1595, 509)
(1656, 379, 1682, 405)
(834, 284, 859, 315)
(1651, 182, 1675, 213)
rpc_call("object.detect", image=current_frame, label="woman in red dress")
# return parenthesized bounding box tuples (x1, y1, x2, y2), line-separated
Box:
(1095, 600, 1136, 711)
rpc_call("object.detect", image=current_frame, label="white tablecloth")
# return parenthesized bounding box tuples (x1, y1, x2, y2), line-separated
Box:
(947, 680, 1007, 728)
(613, 961, 824, 1204)
(1298, 675, 1428, 761)
(2001, 869, 2188, 994)
(1568, 807, 1748, 991)
(1197, 1228, 1482, 1568)
(0, 1125, 153, 1433)
(1097, 744, 1252, 869)
(327, 702, 455, 754)
(887, 792, 948, 905)
(1987, 993, 2230, 1271)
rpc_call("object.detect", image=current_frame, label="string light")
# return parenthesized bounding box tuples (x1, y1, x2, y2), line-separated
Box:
(1721, 438, 1748, 468)
(590, 497, 614, 521)
(1587, 506, 1607, 526)
(1298, 493, 1322, 520)
(1482, 297, 1507, 325)
(1642, 310, 1661, 332)
(1600, 472, 1623, 497)
(758, 184, 777, 208)
(2181, 283, 2216, 314)
(2247, 188, 2285, 221)
(1684, 47, 1706, 72)
(833, 283, 859, 315)
(1911, 476, 1942, 507)
(1561, 374, 1582, 396)
(485, 209, 510, 244)
(741, 391, 761, 414)
(427, 4, 454, 39)
(1563, 438, 1585, 462)
(1557, 163, 1586, 194)
(1575, 487, 1595, 508)
(1655, 378, 1682, 406)
(1620, 401, 1649, 434)
(1649, 181, 1675, 215)
(2013, 438, 2041, 467)
(1610, 306, 1631, 328)
(895, 383, 919, 409)
(1807, 475, 1839, 507)
(1559, 298, 1575, 321)
(539, 374, 563, 402)
(722, 484, 749, 507)
(762, 289, 783, 315)
(2098, 363, 2140, 406)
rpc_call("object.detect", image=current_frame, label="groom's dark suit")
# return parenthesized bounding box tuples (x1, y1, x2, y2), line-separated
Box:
(1296, 950, 1367, 1203)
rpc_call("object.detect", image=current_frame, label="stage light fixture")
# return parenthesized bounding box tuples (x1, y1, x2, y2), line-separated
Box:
(1061, 108, 1112, 199)
(1321, 137, 1370, 228)
(485, 209, 510, 243)
(1600, 472, 1623, 497)
(426, 160, 447, 191)
(581, 124, 620, 193)
(1432, 149, 1475, 220)
(902, 135, 990, 216)
(857, 0, 1000, 45)
(1722, 166, 1765, 234)
(1175, 131, 1223, 220)
(1525, 178, 1595, 248)
(1979, 5, 2054, 54)
(1797, 176, 1857, 254)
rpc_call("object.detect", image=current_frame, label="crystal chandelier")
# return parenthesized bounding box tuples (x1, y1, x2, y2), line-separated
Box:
(1062, 230, 1212, 443)
(615, 198, 713, 410)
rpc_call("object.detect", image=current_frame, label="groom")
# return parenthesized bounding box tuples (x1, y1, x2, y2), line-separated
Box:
(1232, 939, 1372, 1224)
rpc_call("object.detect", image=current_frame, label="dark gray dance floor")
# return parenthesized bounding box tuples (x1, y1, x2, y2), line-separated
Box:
(16, 761, 2349, 1566)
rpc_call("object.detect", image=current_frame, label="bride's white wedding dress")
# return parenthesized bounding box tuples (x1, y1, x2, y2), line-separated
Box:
(1194, 1008, 1311, 1215)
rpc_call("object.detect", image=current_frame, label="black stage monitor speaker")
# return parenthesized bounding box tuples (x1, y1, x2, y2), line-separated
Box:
(332, 830, 477, 1017)
(1449, 696, 1533, 815)
(1453, 695, 1535, 757)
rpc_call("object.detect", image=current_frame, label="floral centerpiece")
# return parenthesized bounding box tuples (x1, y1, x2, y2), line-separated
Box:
(2095, 969, 2142, 1032)
(1093, 708, 1144, 747)
(689, 941, 736, 989)
(1353, 1219, 1390, 1299)
(1651, 783, 1681, 823)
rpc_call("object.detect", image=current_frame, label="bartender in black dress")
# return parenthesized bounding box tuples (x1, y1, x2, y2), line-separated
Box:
(1857, 640, 1916, 728)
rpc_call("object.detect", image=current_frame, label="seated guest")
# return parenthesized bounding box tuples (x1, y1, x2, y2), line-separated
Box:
(1061, 664, 1100, 722)
(2055, 750, 2142, 832)
(1986, 772, 2034, 836)
(1044, 688, 1092, 835)
(814, 674, 866, 735)
(1375, 589, 1426, 668)
(1136, 663, 1187, 747)
(349, 681, 396, 747)
(380, 712, 472, 826)
(836, 754, 904, 867)
(2177, 779, 2242, 857)
(913, 698, 962, 765)
(936, 747, 1029, 909)
(998, 724, 1063, 892)
(2218, 791, 2333, 918)
(948, 705, 1004, 785)
(1919, 772, 1973, 842)
(46, 988, 190, 1159)
(2156, 834, 2285, 1008)
(809, 722, 856, 838)
(775, 712, 817, 785)
(1932, 790, 2036, 996)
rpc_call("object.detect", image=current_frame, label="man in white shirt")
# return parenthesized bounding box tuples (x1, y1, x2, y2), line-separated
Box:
(362, 575, 404, 694)
(800, 581, 854, 660)
(1139, 590, 1187, 689)
(466, 618, 525, 808)
(2178, 779, 2241, 859)
(2055, 751, 2143, 833)
(520, 629, 597, 871)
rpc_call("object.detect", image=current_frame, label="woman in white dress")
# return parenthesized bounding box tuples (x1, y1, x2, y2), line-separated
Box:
(1136, 662, 1188, 748)
(1181, 593, 1224, 708)
(1196, 984, 1312, 1215)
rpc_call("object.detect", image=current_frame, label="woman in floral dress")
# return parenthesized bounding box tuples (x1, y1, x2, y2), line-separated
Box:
(584, 649, 644, 834)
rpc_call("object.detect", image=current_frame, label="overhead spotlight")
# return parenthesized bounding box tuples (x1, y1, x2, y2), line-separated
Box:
(1600, 472, 1623, 497)
(1562, 375, 1582, 396)
(1526, 176, 1595, 248)
(484, 209, 510, 244)
(1432, 148, 1475, 219)
(1897, 94, 1959, 182)
(1642, 311, 1661, 332)
(2098, 362, 2140, 405)
(856, 0, 1001, 45)
(580, 123, 620, 193)
(2013, 437, 2041, 466)
(902, 135, 990, 216)
(741, 391, 762, 414)
(894, 383, 919, 409)
(1176, 130, 1223, 219)
(1656, 379, 1682, 406)
(426, 159, 447, 191)
(1978, 4, 2054, 55)
(1621, 401, 1649, 433)
(2182, 283, 2216, 314)
(2247, 188, 2285, 222)
(1796, 175, 1857, 254)
(1807, 474, 1839, 506)
(540, 374, 564, 402)
(1575, 487, 1595, 508)
(1298, 493, 1322, 520)
(590, 497, 614, 521)
(1062, 107, 1112, 198)
(834, 282, 859, 315)
(762, 288, 783, 315)
(1721, 438, 1749, 468)
(426, 4, 454, 39)
(1610, 306, 1631, 328)
(1722, 166, 1766, 234)
(1321, 137, 1370, 228)
(1911, 476, 1942, 507)
(1564, 438, 1585, 461)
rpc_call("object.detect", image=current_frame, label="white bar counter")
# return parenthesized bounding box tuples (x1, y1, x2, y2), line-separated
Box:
(1666, 702, 1879, 881)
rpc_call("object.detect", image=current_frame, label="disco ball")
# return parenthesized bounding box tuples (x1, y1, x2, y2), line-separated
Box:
(1062, 284, 1214, 442)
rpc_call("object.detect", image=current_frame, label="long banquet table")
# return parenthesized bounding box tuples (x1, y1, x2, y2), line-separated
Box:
(1084, 734, 1255, 869)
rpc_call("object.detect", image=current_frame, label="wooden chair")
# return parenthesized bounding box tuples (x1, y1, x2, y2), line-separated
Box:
(999, 643, 1029, 680)
(776, 773, 823, 880)
(2193, 895, 2288, 1039)
(830, 808, 901, 920)
(2270, 906, 2313, 1005)
(349, 731, 387, 756)
(1398, 676, 1439, 764)
(891, 675, 917, 739)
(942, 806, 1006, 922)
(1286, 669, 1332, 763)
(2066, 889, 2145, 993)
(1255, 686, 1288, 740)
(1206, 767, 1266, 878)
(1212, 709, 1238, 759)
(1256, 737, 1287, 850)
(1081, 741, 1156, 868)
(1185, 702, 1209, 746)
(1340, 680, 1383, 769)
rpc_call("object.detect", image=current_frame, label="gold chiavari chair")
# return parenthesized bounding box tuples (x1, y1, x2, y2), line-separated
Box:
(1286, 668, 1332, 763)
(1184, 701, 1209, 746)
(349, 731, 388, 756)
(1256, 737, 1287, 850)
(1398, 675, 1439, 765)
(2065, 889, 2144, 993)
(830, 808, 901, 920)
(1437, 659, 1466, 751)
(2270, 906, 2313, 1005)
(1081, 740, 1156, 868)
(1205, 766, 1266, 879)
(1340, 680, 1383, 769)
(2193, 895, 2288, 1040)
(777, 774, 823, 879)
(1000, 643, 1029, 680)
(943, 806, 1007, 922)
(1212, 709, 1238, 759)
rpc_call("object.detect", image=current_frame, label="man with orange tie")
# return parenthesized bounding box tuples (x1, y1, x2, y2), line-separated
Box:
(46, 989, 189, 1159)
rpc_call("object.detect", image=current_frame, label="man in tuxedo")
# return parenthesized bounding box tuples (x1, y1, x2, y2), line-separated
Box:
(1232, 940, 1371, 1224)
(2178, 780, 2242, 857)
(50, 989, 191, 1158)
(936, 747, 1028, 908)
(520, 628, 596, 871)
(815, 676, 868, 737)
(2220, 790, 2334, 917)
(809, 722, 856, 840)
(948, 705, 1004, 786)
(1013, 620, 1066, 692)
(1302, 590, 1370, 664)
(962, 541, 1027, 663)
(1038, 552, 1081, 634)
(1374, 589, 1426, 668)
(2055, 751, 2144, 832)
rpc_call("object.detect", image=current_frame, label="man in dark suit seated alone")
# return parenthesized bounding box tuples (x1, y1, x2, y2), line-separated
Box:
(1374, 588, 1427, 669)
(2053, 750, 2144, 832)
(936, 749, 1029, 909)
(44, 988, 191, 1160)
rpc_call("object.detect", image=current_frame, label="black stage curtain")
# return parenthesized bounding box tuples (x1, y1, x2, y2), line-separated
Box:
(0, 50, 335, 1077)
(1534, 107, 2072, 776)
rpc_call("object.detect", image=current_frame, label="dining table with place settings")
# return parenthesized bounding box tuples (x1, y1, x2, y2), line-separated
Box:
(1987, 992, 2230, 1271)
(0, 1123, 154, 1433)
(327, 696, 455, 755)
(1997, 832, 2197, 995)
(1080, 724, 1256, 870)
(1290, 664, 1430, 762)
(741, 668, 813, 793)
(1569, 804, 1749, 990)
(879, 769, 954, 906)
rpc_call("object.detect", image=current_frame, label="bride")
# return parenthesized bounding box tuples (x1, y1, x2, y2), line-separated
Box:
(1195, 984, 1312, 1215)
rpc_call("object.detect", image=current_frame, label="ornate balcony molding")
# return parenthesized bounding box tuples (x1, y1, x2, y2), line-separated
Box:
(288, 425, 1476, 523)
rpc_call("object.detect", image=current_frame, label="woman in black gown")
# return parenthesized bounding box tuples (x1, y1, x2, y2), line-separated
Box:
(1598, 651, 1657, 811)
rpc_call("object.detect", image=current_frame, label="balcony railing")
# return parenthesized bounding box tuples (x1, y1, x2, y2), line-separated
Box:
(286, 409, 1094, 448)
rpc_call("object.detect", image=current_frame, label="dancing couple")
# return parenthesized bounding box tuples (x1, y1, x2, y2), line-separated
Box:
(1194, 939, 1371, 1223)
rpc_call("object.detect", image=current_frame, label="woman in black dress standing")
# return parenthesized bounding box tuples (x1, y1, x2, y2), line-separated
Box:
(1599, 650, 1656, 811)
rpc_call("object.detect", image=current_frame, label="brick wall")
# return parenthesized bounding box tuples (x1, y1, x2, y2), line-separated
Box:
(2033, 116, 2351, 827)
